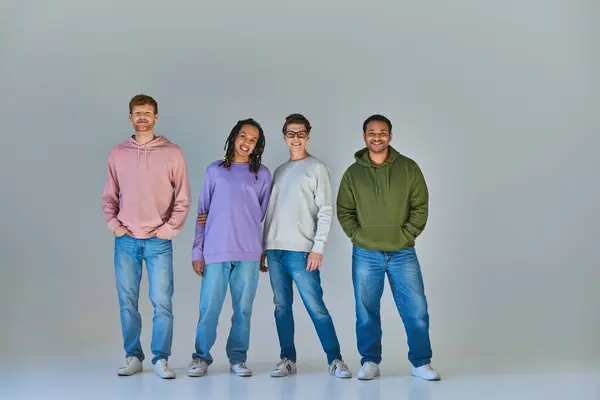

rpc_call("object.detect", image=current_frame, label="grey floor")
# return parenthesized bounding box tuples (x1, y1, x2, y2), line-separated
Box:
(2, 358, 598, 400)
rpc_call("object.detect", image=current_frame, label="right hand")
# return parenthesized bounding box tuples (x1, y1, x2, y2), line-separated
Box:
(192, 260, 205, 277)
(260, 252, 268, 272)
(113, 225, 131, 237)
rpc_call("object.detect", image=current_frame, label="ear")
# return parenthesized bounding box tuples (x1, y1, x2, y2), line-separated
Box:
(154, 113, 159, 123)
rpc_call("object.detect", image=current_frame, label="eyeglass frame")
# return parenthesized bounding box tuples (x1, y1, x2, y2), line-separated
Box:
(283, 130, 309, 139)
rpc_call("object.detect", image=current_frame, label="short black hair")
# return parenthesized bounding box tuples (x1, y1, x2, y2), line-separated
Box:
(363, 114, 392, 133)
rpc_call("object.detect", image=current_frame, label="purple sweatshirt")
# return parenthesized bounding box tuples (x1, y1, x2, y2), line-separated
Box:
(192, 160, 272, 264)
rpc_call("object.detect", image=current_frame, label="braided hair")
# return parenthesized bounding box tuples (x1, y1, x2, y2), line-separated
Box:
(218, 118, 266, 179)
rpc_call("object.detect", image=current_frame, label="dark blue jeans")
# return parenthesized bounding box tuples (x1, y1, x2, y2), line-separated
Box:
(266, 250, 343, 364)
(352, 246, 432, 367)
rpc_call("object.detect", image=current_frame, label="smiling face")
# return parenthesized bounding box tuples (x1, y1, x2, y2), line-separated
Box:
(363, 120, 392, 154)
(233, 124, 260, 162)
(129, 104, 158, 133)
(283, 122, 310, 156)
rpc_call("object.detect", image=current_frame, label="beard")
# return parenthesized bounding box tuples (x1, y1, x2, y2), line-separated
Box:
(134, 120, 154, 131)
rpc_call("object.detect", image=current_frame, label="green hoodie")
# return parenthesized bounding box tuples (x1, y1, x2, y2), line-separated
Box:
(336, 145, 429, 251)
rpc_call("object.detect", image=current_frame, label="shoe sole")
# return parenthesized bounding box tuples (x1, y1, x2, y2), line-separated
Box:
(118, 369, 143, 376)
(270, 371, 296, 378)
(188, 371, 207, 377)
(231, 371, 252, 377)
(411, 374, 441, 381)
(357, 373, 380, 380)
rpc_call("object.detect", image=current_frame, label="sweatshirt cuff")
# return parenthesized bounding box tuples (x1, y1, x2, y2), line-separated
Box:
(192, 248, 204, 262)
(311, 242, 325, 255)
(108, 218, 122, 232)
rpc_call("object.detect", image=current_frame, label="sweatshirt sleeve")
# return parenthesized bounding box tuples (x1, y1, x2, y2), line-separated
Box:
(192, 166, 215, 262)
(402, 162, 429, 239)
(311, 164, 333, 254)
(258, 168, 273, 222)
(157, 150, 192, 238)
(101, 152, 122, 232)
(336, 170, 360, 240)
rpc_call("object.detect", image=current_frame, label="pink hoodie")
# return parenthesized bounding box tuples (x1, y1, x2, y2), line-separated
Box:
(102, 135, 191, 239)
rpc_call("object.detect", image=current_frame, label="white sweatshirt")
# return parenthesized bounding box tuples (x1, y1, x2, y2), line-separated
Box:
(263, 156, 333, 254)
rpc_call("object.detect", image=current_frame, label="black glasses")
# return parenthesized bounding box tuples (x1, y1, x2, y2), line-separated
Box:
(284, 131, 308, 139)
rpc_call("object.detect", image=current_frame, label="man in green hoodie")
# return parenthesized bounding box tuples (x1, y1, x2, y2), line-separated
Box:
(336, 114, 440, 381)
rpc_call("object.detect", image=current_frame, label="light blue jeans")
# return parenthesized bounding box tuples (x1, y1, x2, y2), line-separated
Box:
(352, 246, 432, 367)
(114, 235, 174, 365)
(192, 261, 260, 365)
(266, 250, 343, 364)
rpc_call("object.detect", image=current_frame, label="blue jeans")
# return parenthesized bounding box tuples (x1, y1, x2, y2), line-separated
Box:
(193, 261, 260, 365)
(352, 246, 432, 367)
(266, 250, 342, 364)
(114, 235, 174, 365)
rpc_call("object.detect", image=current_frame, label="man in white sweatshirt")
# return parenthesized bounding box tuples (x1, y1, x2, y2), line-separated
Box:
(263, 114, 352, 378)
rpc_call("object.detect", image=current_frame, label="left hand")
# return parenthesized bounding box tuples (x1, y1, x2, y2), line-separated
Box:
(149, 228, 170, 240)
(306, 252, 322, 271)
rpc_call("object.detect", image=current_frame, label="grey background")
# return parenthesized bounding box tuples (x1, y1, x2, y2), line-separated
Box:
(1, 0, 598, 373)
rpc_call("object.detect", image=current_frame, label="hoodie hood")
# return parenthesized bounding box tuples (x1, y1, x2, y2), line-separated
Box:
(353, 146, 400, 195)
(125, 135, 170, 168)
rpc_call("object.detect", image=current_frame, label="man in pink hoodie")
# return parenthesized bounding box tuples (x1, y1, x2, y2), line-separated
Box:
(101, 94, 191, 379)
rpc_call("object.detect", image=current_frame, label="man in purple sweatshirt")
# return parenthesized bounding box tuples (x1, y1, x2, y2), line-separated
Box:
(188, 118, 272, 378)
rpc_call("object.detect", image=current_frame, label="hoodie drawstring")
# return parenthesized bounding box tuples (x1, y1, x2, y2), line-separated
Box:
(386, 164, 391, 190)
(136, 144, 148, 169)
(370, 168, 379, 195)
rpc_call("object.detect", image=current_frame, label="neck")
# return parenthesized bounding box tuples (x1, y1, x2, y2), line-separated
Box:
(289, 150, 309, 161)
(134, 131, 154, 145)
(369, 148, 389, 166)
(232, 154, 250, 163)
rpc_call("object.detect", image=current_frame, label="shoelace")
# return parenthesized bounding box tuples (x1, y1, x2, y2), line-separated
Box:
(189, 359, 204, 368)
(336, 361, 350, 372)
(329, 360, 349, 374)
(275, 359, 291, 372)
(124, 357, 136, 367)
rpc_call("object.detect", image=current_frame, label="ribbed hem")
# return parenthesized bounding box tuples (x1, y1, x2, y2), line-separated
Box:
(265, 241, 313, 253)
(204, 251, 262, 265)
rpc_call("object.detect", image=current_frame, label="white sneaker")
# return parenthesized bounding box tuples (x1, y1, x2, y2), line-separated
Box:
(188, 358, 209, 377)
(270, 358, 297, 377)
(153, 359, 176, 379)
(357, 362, 380, 380)
(412, 364, 441, 381)
(230, 362, 252, 377)
(329, 359, 352, 379)
(118, 356, 143, 376)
